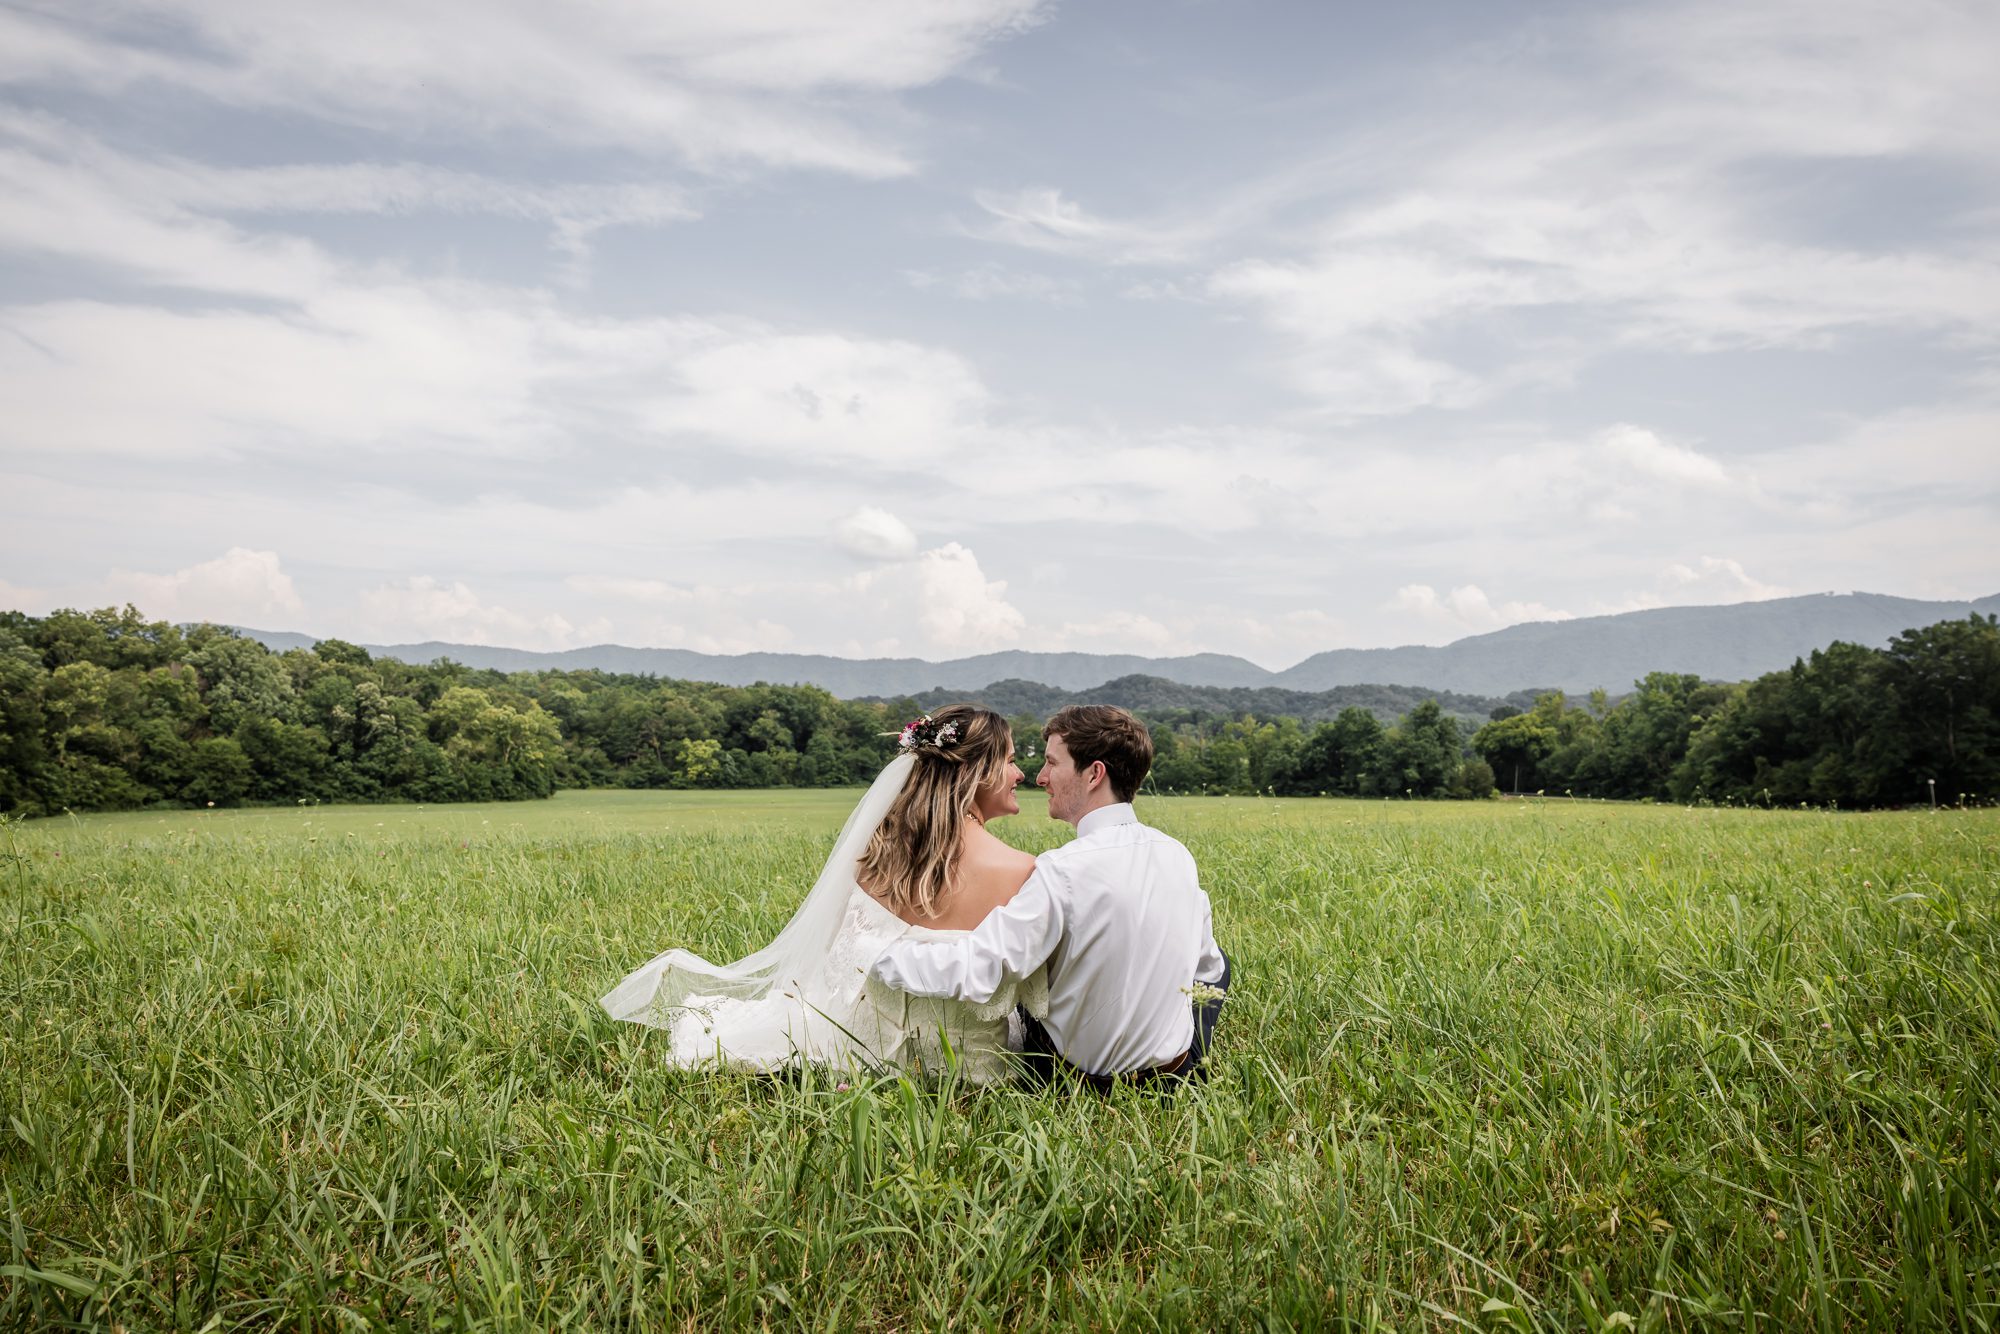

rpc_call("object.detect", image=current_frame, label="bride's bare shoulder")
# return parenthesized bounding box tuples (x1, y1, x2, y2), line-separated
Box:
(959, 825, 1036, 905)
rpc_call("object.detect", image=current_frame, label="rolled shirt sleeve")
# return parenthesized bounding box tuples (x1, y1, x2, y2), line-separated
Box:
(870, 863, 1068, 1003)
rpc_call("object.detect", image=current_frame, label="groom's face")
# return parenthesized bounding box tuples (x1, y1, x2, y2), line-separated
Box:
(1038, 734, 1095, 824)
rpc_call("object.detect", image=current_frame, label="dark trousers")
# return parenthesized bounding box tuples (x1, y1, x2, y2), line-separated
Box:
(1016, 951, 1232, 1092)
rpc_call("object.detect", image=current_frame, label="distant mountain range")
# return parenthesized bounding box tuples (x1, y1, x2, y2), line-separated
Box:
(238, 590, 1999, 698)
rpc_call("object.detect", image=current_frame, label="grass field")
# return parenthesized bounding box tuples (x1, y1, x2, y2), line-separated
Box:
(4, 790, 1997, 1330)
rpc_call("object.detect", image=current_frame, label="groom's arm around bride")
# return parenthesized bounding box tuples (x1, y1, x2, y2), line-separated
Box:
(870, 705, 1230, 1087)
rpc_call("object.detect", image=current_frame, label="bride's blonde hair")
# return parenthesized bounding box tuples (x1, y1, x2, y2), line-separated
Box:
(857, 704, 1014, 919)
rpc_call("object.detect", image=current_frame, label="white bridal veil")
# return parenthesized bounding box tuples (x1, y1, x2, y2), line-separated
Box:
(599, 753, 916, 1027)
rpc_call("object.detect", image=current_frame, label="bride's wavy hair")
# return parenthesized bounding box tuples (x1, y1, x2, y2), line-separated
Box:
(858, 704, 1014, 919)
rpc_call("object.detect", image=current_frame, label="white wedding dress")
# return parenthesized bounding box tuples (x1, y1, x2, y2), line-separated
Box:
(600, 754, 1046, 1084)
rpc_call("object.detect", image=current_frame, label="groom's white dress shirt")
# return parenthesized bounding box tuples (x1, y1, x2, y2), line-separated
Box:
(870, 803, 1226, 1076)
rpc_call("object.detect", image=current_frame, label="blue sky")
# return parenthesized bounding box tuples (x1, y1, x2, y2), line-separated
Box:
(1, 0, 1996, 667)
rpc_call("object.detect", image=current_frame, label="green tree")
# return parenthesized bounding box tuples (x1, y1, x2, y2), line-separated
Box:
(677, 737, 723, 787)
(1293, 707, 1387, 795)
(185, 628, 295, 736)
(1471, 708, 1557, 795)
(1385, 700, 1462, 797)
(1877, 614, 2000, 803)
(184, 736, 254, 806)
(0, 628, 50, 813)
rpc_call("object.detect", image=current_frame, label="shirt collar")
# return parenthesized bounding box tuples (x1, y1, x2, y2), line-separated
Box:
(1075, 802, 1138, 838)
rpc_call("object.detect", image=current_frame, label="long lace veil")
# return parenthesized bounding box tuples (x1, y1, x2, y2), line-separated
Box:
(600, 753, 915, 1027)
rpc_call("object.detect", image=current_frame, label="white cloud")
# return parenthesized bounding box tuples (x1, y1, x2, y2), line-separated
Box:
(846, 542, 1024, 652)
(104, 548, 304, 626)
(352, 576, 609, 651)
(1599, 424, 1732, 489)
(1056, 611, 1176, 652)
(1591, 557, 1792, 615)
(563, 576, 695, 605)
(1603, 0, 2000, 163)
(0, 110, 695, 262)
(970, 187, 1200, 265)
(0, 133, 993, 465)
(834, 507, 919, 560)
(1392, 584, 1573, 638)
(1660, 556, 1788, 603)
(911, 543, 1025, 650)
(0, 1, 1048, 176)
(646, 332, 989, 464)
(1200, 0, 2000, 415)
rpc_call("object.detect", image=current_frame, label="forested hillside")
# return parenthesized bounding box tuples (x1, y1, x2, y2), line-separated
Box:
(873, 676, 1542, 732)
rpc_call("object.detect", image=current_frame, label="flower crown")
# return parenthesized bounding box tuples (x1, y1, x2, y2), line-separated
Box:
(892, 713, 961, 753)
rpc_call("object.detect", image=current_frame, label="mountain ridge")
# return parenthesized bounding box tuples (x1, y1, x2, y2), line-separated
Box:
(234, 590, 2000, 698)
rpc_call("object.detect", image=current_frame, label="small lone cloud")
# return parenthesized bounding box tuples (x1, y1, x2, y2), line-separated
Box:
(1600, 424, 1731, 489)
(834, 507, 919, 561)
(1393, 583, 1573, 636)
(1661, 555, 1788, 602)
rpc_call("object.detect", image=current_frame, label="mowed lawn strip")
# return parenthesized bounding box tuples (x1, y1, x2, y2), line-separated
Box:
(4, 792, 1996, 1330)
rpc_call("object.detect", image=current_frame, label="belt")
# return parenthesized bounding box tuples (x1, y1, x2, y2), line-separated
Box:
(1064, 1048, 1191, 1093)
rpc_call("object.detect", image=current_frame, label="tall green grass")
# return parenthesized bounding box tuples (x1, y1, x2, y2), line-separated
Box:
(4, 792, 1996, 1329)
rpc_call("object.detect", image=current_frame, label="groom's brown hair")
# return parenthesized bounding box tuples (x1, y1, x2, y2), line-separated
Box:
(1044, 705, 1153, 802)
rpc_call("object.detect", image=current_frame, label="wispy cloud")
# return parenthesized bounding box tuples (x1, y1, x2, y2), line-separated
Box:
(1192, 0, 2000, 416)
(0, 1, 1048, 176)
(968, 187, 1203, 265)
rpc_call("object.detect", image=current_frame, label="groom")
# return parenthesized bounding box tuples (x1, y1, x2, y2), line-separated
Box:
(870, 704, 1230, 1089)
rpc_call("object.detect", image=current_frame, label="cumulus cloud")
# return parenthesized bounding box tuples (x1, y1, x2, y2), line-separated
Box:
(1392, 584, 1573, 639)
(102, 548, 304, 626)
(352, 576, 608, 650)
(834, 507, 920, 560)
(1599, 424, 1733, 489)
(910, 543, 1026, 650)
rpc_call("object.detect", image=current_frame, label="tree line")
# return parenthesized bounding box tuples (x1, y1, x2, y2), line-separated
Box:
(0, 608, 905, 815)
(1, 606, 1993, 815)
(882, 676, 1538, 734)
(1466, 614, 1998, 808)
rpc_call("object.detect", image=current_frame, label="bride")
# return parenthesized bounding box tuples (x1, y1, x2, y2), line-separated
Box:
(599, 704, 1046, 1083)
